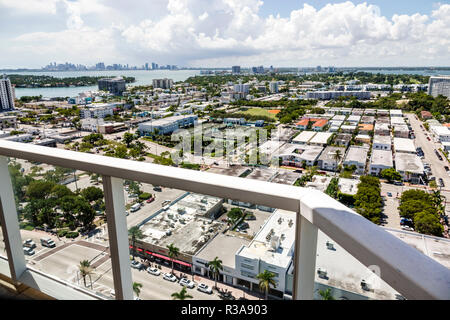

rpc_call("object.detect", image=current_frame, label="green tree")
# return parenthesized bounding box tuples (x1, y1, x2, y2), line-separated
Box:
(380, 168, 402, 183)
(171, 287, 193, 300)
(318, 288, 335, 300)
(81, 186, 104, 202)
(78, 260, 94, 288)
(208, 257, 223, 289)
(128, 226, 144, 260)
(227, 208, 244, 225)
(133, 282, 143, 298)
(256, 270, 277, 300)
(123, 132, 135, 148)
(26, 180, 56, 200)
(167, 243, 180, 275)
(414, 211, 443, 236)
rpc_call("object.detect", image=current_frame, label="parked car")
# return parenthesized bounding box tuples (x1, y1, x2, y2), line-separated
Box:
(153, 186, 162, 192)
(427, 137, 431, 141)
(23, 239, 36, 249)
(125, 211, 130, 216)
(393, 181, 403, 186)
(445, 166, 449, 172)
(130, 203, 141, 212)
(131, 260, 144, 270)
(146, 197, 155, 203)
(40, 238, 56, 248)
(179, 278, 195, 289)
(402, 226, 414, 231)
(197, 283, 212, 294)
(439, 178, 445, 187)
(23, 247, 35, 256)
(146, 267, 161, 276)
(163, 273, 177, 282)
(387, 192, 392, 197)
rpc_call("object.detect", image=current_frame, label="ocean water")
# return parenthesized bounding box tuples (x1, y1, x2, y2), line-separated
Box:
(7, 68, 450, 98)
(6, 69, 201, 98)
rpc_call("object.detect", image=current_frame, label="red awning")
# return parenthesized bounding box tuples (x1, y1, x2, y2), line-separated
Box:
(173, 259, 191, 267)
(150, 252, 191, 267)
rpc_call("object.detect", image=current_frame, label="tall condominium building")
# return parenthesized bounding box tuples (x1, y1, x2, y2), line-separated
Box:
(269, 81, 279, 93)
(152, 78, 173, 89)
(428, 76, 450, 98)
(0, 76, 15, 112)
(232, 66, 241, 74)
(98, 77, 126, 96)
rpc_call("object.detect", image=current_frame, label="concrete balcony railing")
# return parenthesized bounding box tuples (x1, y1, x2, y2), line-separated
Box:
(0, 140, 449, 300)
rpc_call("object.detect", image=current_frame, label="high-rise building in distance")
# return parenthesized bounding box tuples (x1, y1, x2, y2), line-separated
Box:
(428, 76, 450, 98)
(152, 78, 173, 89)
(232, 66, 241, 74)
(269, 81, 279, 93)
(98, 77, 126, 96)
(0, 76, 15, 112)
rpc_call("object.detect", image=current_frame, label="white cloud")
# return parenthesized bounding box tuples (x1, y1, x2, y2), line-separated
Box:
(1, 1, 449, 67)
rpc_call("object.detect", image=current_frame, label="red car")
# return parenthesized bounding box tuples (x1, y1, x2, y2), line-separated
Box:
(427, 137, 431, 141)
(146, 197, 155, 203)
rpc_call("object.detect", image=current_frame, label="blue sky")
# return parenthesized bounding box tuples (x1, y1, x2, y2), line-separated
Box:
(260, 0, 446, 18)
(0, 0, 449, 68)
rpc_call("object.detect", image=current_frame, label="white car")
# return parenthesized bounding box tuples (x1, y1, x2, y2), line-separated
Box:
(146, 267, 161, 276)
(163, 272, 177, 282)
(131, 260, 144, 270)
(197, 283, 212, 294)
(23, 239, 36, 249)
(23, 247, 35, 256)
(179, 278, 195, 289)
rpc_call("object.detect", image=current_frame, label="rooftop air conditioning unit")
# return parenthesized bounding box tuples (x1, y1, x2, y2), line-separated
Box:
(270, 235, 280, 251)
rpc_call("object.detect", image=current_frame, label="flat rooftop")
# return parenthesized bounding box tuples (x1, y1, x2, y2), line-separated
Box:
(395, 153, 424, 174)
(370, 149, 393, 167)
(384, 227, 450, 269)
(139, 193, 225, 255)
(293, 131, 316, 144)
(344, 146, 369, 164)
(393, 137, 416, 153)
(373, 135, 392, 145)
(309, 132, 333, 145)
(270, 170, 301, 185)
(306, 175, 332, 192)
(338, 178, 360, 195)
(195, 233, 250, 269)
(246, 168, 278, 182)
(237, 210, 296, 269)
(207, 166, 251, 177)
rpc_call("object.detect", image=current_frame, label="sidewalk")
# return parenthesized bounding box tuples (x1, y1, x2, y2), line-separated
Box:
(139, 257, 263, 300)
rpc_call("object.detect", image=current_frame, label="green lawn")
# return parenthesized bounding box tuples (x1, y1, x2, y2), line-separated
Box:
(241, 107, 277, 119)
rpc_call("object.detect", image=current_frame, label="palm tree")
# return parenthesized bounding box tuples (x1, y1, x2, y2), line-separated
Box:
(208, 257, 223, 290)
(171, 286, 193, 300)
(78, 260, 94, 288)
(332, 149, 342, 176)
(133, 282, 143, 297)
(167, 243, 180, 275)
(128, 226, 144, 260)
(256, 270, 277, 300)
(318, 288, 335, 300)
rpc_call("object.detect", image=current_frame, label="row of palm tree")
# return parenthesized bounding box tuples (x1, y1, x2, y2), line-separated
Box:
(124, 230, 334, 301)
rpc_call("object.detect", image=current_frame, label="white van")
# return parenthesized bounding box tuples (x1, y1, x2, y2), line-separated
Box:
(130, 203, 141, 212)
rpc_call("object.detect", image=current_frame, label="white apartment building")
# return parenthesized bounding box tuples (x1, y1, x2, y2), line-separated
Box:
(369, 149, 393, 175)
(428, 76, 450, 98)
(343, 146, 369, 175)
(0, 77, 15, 111)
(373, 135, 392, 151)
(235, 210, 296, 296)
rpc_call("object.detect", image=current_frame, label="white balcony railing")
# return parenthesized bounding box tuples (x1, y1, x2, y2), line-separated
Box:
(0, 140, 449, 300)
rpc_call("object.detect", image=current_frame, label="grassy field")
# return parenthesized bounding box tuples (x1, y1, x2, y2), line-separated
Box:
(241, 107, 277, 119)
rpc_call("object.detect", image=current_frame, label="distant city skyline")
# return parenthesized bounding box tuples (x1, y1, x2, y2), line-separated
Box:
(0, 0, 449, 69)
